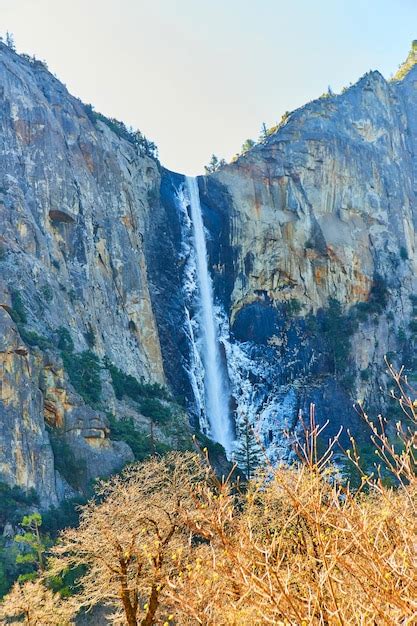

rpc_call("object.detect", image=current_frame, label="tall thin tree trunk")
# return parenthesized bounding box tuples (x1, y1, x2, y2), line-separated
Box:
(121, 590, 137, 626)
(119, 564, 137, 626)
(141, 584, 159, 626)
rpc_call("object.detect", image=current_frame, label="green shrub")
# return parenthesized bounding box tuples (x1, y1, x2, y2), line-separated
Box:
(174, 393, 187, 408)
(105, 360, 169, 402)
(241, 138, 256, 154)
(40, 284, 53, 302)
(285, 298, 302, 317)
(338, 437, 389, 489)
(400, 246, 408, 261)
(398, 327, 407, 343)
(354, 301, 372, 322)
(84, 328, 95, 347)
(10, 290, 27, 324)
(0, 487, 39, 597)
(0, 501, 84, 599)
(305, 315, 319, 334)
(321, 298, 356, 377)
(68, 289, 77, 304)
(354, 275, 389, 322)
(204, 154, 227, 174)
(41, 496, 87, 537)
(194, 431, 226, 461)
(370, 274, 389, 309)
(19, 328, 51, 350)
(107, 413, 169, 461)
(340, 371, 356, 391)
(0, 483, 38, 528)
(48, 564, 86, 598)
(61, 350, 102, 406)
(9, 291, 52, 350)
(106, 362, 142, 401)
(140, 398, 171, 424)
(56, 327, 74, 352)
(409, 319, 417, 334)
(305, 299, 358, 391)
(0, 540, 21, 599)
(48, 428, 87, 489)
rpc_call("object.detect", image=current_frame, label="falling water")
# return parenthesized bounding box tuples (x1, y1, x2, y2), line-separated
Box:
(185, 176, 234, 454)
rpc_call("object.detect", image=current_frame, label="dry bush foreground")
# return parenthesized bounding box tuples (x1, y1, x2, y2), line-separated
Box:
(0, 364, 416, 625)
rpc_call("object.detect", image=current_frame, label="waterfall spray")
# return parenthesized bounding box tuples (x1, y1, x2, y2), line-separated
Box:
(185, 176, 234, 454)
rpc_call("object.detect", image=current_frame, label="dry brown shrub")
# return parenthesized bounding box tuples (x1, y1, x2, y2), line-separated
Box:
(45, 364, 416, 625)
(165, 365, 417, 625)
(48, 451, 208, 626)
(0, 578, 75, 624)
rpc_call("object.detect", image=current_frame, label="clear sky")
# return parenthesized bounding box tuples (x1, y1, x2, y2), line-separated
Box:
(1, 0, 417, 174)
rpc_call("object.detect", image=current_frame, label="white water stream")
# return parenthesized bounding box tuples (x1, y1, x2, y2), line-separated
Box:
(185, 176, 234, 454)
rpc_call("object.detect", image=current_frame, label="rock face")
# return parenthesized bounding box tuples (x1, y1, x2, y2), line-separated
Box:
(0, 43, 159, 505)
(0, 308, 57, 506)
(207, 70, 414, 319)
(2, 40, 417, 503)
(196, 60, 417, 457)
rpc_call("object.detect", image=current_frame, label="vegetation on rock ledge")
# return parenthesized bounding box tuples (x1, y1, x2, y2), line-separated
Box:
(84, 104, 158, 159)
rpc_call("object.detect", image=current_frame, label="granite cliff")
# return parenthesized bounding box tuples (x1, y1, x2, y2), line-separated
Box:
(1, 41, 417, 507)
(197, 62, 417, 459)
(0, 42, 186, 507)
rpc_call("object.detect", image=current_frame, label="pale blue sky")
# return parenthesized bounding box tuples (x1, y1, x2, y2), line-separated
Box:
(1, 0, 417, 173)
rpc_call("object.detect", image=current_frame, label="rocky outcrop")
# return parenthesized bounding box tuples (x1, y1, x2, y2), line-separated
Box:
(0, 308, 57, 507)
(206, 69, 415, 318)
(0, 307, 133, 506)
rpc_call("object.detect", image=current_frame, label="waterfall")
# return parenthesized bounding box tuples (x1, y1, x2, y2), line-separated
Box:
(185, 176, 234, 454)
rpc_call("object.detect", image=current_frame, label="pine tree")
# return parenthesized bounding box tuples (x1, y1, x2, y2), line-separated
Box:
(14, 513, 51, 582)
(234, 413, 263, 479)
(204, 154, 226, 174)
(259, 122, 268, 142)
(5, 32, 15, 51)
(241, 138, 255, 154)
